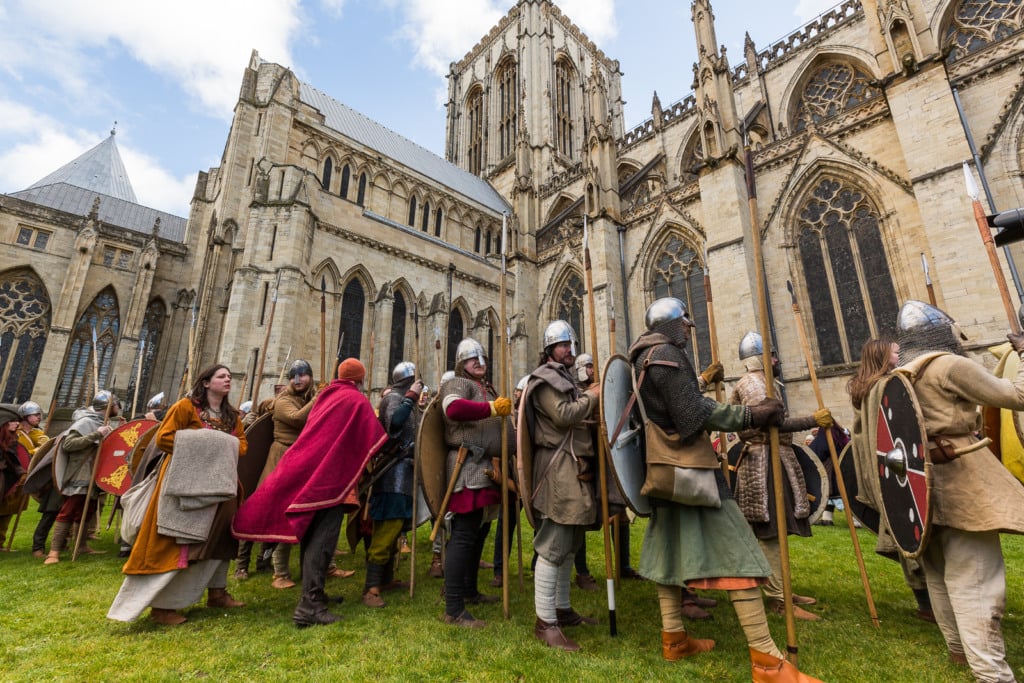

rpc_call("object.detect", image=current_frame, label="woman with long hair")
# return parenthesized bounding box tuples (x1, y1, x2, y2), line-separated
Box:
(847, 339, 898, 410)
(108, 364, 248, 625)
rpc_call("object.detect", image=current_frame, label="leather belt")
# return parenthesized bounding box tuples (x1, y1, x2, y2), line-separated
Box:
(927, 436, 991, 464)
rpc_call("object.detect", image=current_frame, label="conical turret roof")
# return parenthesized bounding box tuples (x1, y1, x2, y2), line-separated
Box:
(26, 129, 137, 203)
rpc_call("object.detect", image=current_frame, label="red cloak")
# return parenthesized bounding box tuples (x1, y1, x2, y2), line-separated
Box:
(232, 380, 386, 543)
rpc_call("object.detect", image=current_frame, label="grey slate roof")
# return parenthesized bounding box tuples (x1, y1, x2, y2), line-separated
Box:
(299, 83, 510, 215)
(27, 133, 138, 203)
(8, 184, 187, 243)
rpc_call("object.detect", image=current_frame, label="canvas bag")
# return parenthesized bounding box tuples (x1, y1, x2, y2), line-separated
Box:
(120, 454, 163, 544)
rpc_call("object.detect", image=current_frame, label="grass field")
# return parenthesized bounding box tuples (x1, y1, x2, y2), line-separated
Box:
(1, 505, 1021, 682)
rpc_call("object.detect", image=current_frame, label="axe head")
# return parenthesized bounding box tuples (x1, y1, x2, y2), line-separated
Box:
(991, 208, 1024, 247)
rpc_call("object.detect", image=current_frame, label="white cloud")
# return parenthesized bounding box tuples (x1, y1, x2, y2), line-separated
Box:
(319, 0, 346, 17)
(793, 0, 841, 23)
(556, 0, 617, 44)
(118, 145, 197, 217)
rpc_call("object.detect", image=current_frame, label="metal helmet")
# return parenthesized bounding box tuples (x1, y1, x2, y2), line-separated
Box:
(392, 361, 416, 383)
(574, 353, 594, 383)
(896, 300, 966, 363)
(738, 331, 763, 360)
(542, 320, 577, 356)
(516, 375, 530, 392)
(92, 390, 119, 411)
(644, 297, 689, 331)
(239, 400, 253, 414)
(146, 392, 165, 409)
(18, 401, 42, 418)
(440, 370, 456, 383)
(288, 359, 313, 380)
(455, 338, 486, 367)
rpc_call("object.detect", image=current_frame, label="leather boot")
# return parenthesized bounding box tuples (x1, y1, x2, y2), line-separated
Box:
(75, 529, 106, 556)
(44, 521, 71, 565)
(150, 608, 187, 625)
(293, 595, 342, 628)
(750, 648, 823, 683)
(556, 607, 598, 627)
(380, 555, 406, 592)
(767, 598, 821, 621)
(207, 588, 245, 608)
(363, 562, 386, 607)
(534, 618, 580, 651)
(661, 629, 715, 661)
(428, 552, 444, 578)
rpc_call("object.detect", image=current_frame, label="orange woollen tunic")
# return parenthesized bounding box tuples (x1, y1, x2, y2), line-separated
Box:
(122, 398, 247, 575)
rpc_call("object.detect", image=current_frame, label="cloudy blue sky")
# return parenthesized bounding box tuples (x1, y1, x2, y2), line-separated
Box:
(0, 0, 838, 217)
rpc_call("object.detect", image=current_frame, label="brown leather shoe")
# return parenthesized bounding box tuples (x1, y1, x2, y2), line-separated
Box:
(535, 618, 579, 651)
(207, 588, 245, 608)
(750, 647, 823, 682)
(31, 550, 45, 558)
(681, 591, 717, 608)
(681, 601, 713, 621)
(381, 579, 406, 593)
(478, 559, 494, 569)
(442, 610, 487, 628)
(271, 575, 296, 589)
(792, 594, 817, 606)
(950, 651, 968, 666)
(915, 608, 936, 623)
(575, 573, 599, 591)
(151, 608, 187, 625)
(362, 588, 385, 608)
(327, 566, 356, 579)
(428, 553, 444, 578)
(466, 592, 499, 604)
(556, 607, 598, 626)
(767, 599, 821, 621)
(662, 629, 715, 661)
(43, 551, 60, 565)
(489, 575, 503, 588)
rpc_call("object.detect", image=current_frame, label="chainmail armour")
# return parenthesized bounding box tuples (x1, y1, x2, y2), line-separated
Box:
(898, 325, 964, 365)
(441, 375, 502, 493)
(377, 376, 418, 496)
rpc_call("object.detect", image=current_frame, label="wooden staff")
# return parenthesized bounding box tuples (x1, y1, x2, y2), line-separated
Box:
(607, 281, 621, 584)
(430, 447, 468, 542)
(504, 322, 525, 593)
(410, 302, 422, 598)
(90, 324, 100, 399)
(965, 162, 1020, 333)
(72, 382, 117, 561)
(744, 143, 798, 662)
(237, 349, 254, 405)
(130, 339, 145, 417)
(252, 284, 278, 405)
(787, 280, 880, 628)
(320, 276, 327, 384)
(584, 214, 618, 636)
(44, 376, 63, 435)
(704, 256, 730, 486)
(921, 254, 937, 308)
(277, 346, 292, 385)
(499, 213, 512, 618)
(366, 300, 377, 398)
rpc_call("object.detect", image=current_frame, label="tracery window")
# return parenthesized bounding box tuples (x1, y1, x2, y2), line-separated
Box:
(126, 299, 165, 415)
(388, 290, 407, 377)
(340, 165, 350, 199)
(556, 273, 585, 350)
(679, 134, 704, 185)
(796, 177, 899, 365)
(555, 60, 575, 158)
(0, 269, 51, 403)
(434, 208, 443, 237)
(422, 202, 430, 232)
(497, 59, 518, 159)
(322, 158, 333, 191)
(792, 62, 881, 132)
(467, 88, 484, 176)
(408, 196, 417, 227)
(58, 287, 120, 408)
(651, 237, 712, 369)
(446, 308, 465, 371)
(944, 0, 1023, 63)
(339, 279, 365, 363)
(357, 173, 367, 205)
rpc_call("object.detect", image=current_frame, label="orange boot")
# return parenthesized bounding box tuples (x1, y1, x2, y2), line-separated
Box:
(750, 648, 823, 683)
(661, 629, 715, 661)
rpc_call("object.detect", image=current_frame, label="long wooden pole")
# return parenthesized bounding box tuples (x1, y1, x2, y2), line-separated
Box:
(744, 144, 798, 662)
(320, 276, 327, 384)
(584, 214, 617, 636)
(252, 285, 278, 405)
(410, 303, 422, 598)
(130, 339, 145, 417)
(366, 301, 378, 398)
(965, 162, 1020, 333)
(704, 256, 730, 486)
(499, 214, 511, 618)
(787, 280, 880, 628)
(277, 346, 292, 385)
(920, 254, 937, 308)
(608, 281, 620, 585)
(72, 381, 116, 561)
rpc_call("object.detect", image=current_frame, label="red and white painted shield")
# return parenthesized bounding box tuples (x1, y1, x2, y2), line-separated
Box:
(95, 419, 158, 495)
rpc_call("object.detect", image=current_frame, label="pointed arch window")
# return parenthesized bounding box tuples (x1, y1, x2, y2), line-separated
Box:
(340, 165, 351, 199)
(126, 299, 166, 415)
(408, 196, 417, 227)
(339, 279, 365, 362)
(388, 291, 407, 377)
(796, 177, 899, 365)
(556, 273, 585, 350)
(651, 236, 712, 369)
(792, 62, 881, 132)
(555, 59, 575, 158)
(474, 226, 482, 253)
(0, 268, 51, 403)
(357, 173, 367, 205)
(58, 288, 120, 408)
(944, 1, 1023, 63)
(422, 202, 431, 232)
(497, 58, 518, 159)
(467, 88, 484, 175)
(435, 208, 443, 237)
(322, 158, 333, 191)
(446, 308, 465, 371)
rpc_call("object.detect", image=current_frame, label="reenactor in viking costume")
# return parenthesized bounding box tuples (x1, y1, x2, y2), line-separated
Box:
(427, 369, 458, 579)
(630, 298, 823, 682)
(44, 391, 121, 564)
(887, 300, 1024, 681)
(438, 339, 510, 627)
(17, 402, 54, 556)
(0, 404, 25, 548)
(142, 392, 167, 421)
(523, 321, 599, 651)
(729, 331, 832, 620)
(363, 361, 423, 608)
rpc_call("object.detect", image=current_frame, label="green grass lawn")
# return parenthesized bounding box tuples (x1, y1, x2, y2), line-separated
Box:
(1, 506, 1019, 682)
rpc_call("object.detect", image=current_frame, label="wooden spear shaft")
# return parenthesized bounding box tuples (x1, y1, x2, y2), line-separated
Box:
(252, 287, 278, 405)
(787, 281, 880, 628)
(130, 339, 145, 417)
(320, 276, 327, 384)
(704, 262, 730, 487)
(410, 303, 422, 599)
(584, 215, 617, 636)
(965, 162, 1020, 332)
(499, 214, 511, 618)
(72, 383, 117, 561)
(744, 145, 798, 662)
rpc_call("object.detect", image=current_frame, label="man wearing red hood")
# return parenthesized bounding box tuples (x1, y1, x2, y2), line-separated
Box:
(233, 358, 386, 627)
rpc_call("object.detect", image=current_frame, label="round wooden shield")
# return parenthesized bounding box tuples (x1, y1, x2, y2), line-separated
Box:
(128, 424, 160, 478)
(415, 394, 447, 520)
(22, 437, 59, 497)
(15, 442, 31, 471)
(515, 378, 541, 529)
(726, 440, 745, 494)
(872, 373, 931, 558)
(240, 412, 274, 498)
(837, 441, 880, 533)
(601, 354, 651, 517)
(987, 343, 1024, 484)
(795, 443, 829, 525)
(95, 419, 158, 495)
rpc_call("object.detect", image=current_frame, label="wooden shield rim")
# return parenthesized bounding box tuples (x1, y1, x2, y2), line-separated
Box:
(239, 412, 274, 498)
(837, 440, 881, 534)
(997, 348, 1024, 451)
(873, 373, 932, 559)
(516, 378, 540, 529)
(794, 442, 829, 525)
(414, 395, 447, 521)
(601, 353, 651, 517)
(95, 419, 158, 495)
